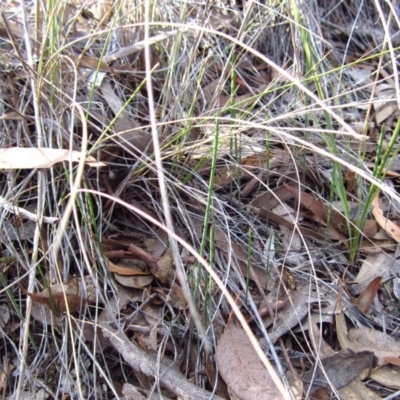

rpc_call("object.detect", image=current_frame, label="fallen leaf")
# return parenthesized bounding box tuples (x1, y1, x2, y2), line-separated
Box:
(303, 349, 376, 390)
(100, 80, 153, 153)
(68, 54, 111, 72)
(251, 184, 295, 210)
(372, 191, 400, 243)
(143, 229, 168, 257)
(254, 207, 326, 242)
(0, 148, 104, 169)
(370, 365, 400, 389)
(169, 283, 187, 310)
(338, 378, 382, 400)
(213, 154, 267, 188)
(354, 276, 382, 314)
(284, 184, 349, 241)
(152, 250, 173, 284)
(113, 273, 153, 289)
(215, 320, 284, 400)
(267, 284, 316, 344)
(353, 252, 394, 288)
(19, 276, 97, 313)
(336, 295, 400, 365)
(359, 237, 397, 253)
(213, 224, 269, 286)
(205, 356, 230, 399)
(309, 314, 382, 400)
(362, 220, 379, 238)
(382, 357, 400, 367)
(107, 259, 148, 276)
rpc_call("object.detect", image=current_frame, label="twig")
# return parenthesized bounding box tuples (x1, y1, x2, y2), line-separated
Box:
(0, 195, 58, 224)
(101, 323, 224, 400)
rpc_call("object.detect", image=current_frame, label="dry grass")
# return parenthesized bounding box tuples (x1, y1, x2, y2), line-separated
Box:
(0, 0, 399, 398)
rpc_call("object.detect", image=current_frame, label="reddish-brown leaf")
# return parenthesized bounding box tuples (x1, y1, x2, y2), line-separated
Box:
(354, 276, 382, 314)
(284, 184, 349, 240)
(20, 276, 96, 313)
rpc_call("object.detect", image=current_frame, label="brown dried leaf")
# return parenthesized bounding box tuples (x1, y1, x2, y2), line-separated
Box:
(309, 317, 382, 400)
(303, 349, 376, 390)
(372, 191, 400, 243)
(68, 54, 111, 73)
(363, 220, 379, 238)
(382, 357, 400, 367)
(354, 276, 382, 314)
(113, 273, 153, 289)
(359, 237, 397, 253)
(284, 184, 349, 240)
(107, 259, 149, 276)
(0, 148, 104, 169)
(213, 154, 267, 188)
(338, 378, 382, 400)
(20, 276, 97, 313)
(213, 225, 269, 285)
(143, 229, 168, 257)
(251, 185, 294, 210)
(215, 321, 283, 400)
(169, 283, 186, 310)
(152, 250, 173, 284)
(205, 357, 230, 399)
(254, 207, 325, 242)
(100, 80, 153, 153)
(370, 365, 400, 389)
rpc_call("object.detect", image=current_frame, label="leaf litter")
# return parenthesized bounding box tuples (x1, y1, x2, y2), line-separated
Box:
(216, 320, 284, 400)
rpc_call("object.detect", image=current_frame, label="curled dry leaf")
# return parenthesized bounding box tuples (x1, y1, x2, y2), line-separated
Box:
(0, 147, 104, 169)
(372, 191, 400, 243)
(68, 55, 111, 73)
(20, 276, 97, 313)
(215, 320, 284, 400)
(107, 258, 153, 288)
